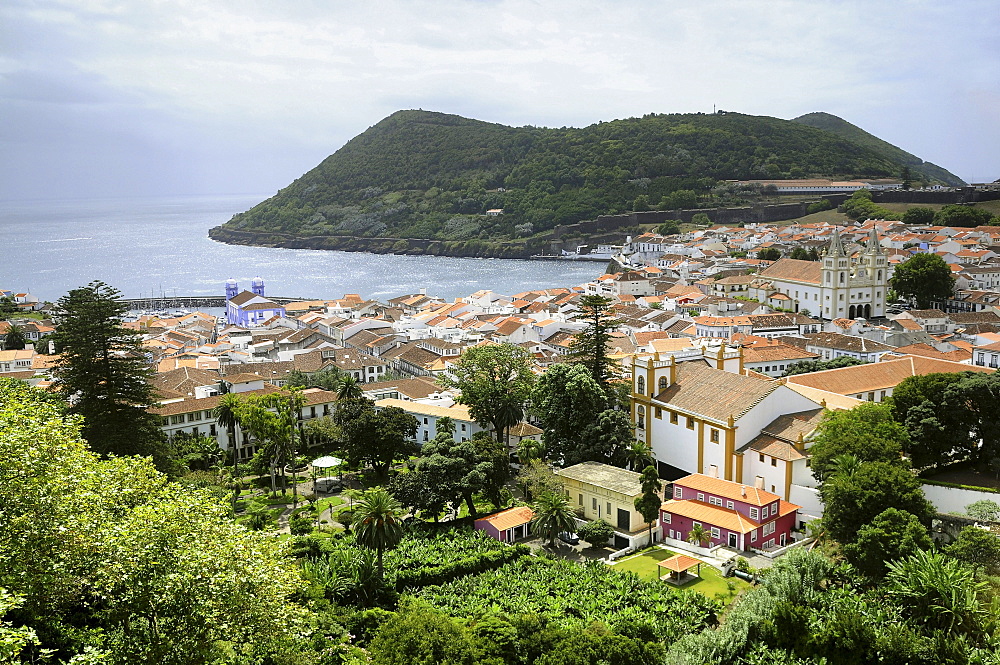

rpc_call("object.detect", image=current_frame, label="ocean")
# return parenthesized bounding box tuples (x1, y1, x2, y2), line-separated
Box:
(0, 195, 603, 303)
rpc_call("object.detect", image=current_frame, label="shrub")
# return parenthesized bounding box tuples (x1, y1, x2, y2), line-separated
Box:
(290, 513, 315, 536)
(578, 519, 614, 548)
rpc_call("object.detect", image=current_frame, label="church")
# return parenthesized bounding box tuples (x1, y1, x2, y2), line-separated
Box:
(224, 277, 286, 327)
(756, 229, 888, 321)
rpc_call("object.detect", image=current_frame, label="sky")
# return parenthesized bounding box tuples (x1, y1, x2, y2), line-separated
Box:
(1, 0, 998, 202)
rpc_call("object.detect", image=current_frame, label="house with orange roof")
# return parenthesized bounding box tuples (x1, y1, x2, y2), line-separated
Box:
(474, 506, 534, 543)
(661, 474, 800, 552)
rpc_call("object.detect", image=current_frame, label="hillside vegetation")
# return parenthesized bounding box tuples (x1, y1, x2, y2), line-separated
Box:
(792, 112, 964, 186)
(213, 109, 964, 245)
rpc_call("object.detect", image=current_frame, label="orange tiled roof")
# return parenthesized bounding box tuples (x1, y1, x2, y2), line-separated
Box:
(676, 473, 781, 507)
(661, 499, 761, 534)
(476, 506, 534, 531)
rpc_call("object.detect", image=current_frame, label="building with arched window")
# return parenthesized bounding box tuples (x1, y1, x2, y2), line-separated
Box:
(757, 229, 888, 320)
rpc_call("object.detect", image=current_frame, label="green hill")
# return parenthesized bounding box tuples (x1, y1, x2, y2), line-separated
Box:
(211, 109, 963, 247)
(792, 112, 965, 186)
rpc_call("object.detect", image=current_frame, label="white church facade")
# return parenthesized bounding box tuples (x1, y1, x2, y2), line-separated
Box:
(756, 229, 888, 321)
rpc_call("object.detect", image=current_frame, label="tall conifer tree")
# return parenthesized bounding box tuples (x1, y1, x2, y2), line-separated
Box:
(53, 281, 164, 460)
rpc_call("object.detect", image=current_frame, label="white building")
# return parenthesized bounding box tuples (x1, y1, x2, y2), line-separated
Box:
(757, 229, 888, 320)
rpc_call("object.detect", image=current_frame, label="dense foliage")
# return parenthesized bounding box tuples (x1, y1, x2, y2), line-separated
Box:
(415, 557, 719, 644)
(891, 253, 956, 309)
(218, 109, 957, 243)
(0, 378, 308, 664)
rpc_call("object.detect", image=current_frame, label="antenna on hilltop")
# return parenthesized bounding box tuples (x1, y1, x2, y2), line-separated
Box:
(713, 104, 716, 114)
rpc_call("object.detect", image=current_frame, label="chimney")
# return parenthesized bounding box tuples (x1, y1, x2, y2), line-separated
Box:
(741, 486, 746, 497)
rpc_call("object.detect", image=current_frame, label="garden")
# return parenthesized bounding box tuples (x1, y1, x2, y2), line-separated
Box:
(611, 547, 751, 603)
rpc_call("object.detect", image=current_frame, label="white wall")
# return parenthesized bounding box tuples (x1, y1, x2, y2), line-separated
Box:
(921, 483, 1000, 515)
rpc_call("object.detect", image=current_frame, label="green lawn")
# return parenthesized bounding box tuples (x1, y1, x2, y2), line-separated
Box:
(612, 547, 750, 602)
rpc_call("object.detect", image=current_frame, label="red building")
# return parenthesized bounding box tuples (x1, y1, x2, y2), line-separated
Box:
(661, 474, 799, 551)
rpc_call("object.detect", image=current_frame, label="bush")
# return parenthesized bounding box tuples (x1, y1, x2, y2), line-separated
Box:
(244, 501, 273, 531)
(290, 513, 316, 536)
(578, 519, 614, 548)
(393, 544, 530, 589)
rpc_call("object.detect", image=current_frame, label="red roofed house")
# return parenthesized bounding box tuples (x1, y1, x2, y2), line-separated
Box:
(475, 506, 533, 543)
(661, 473, 800, 552)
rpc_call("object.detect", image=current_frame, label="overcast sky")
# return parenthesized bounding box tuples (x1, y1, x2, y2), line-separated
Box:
(2, 0, 997, 201)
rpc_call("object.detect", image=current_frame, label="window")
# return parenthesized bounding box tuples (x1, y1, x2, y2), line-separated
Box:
(710, 527, 720, 539)
(686, 417, 694, 430)
(670, 411, 678, 424)
(726, 500, 734, 509)
(210, 424, 217, 436)
(697, 493, 705, 502)
(674, 486, 682, 499)
(637, 406, 645, 430)
(659, 376, 668, 391)
(423, 417, 428, 425)
(607, 502, 611, 515)
(751, 530, 758, 542)
(771, 458, 777, 467)
(692, 521, 701, 528)
(710, 429, 719, 443)
(637, 376, 645, 394)
(461, 424, 466, 431)
(592, 498, 598, 511)
(709, 496, 722, 506)
(749, 507, 759, 520)
(655, 407, 662, 419)
(187, 413, 196, 423)
(579, 494, 583, 505)
(764, 521, 776, 536)
(663, 512, 671, 524)
(759, 453, 765, 463)
(867, 392, 875, 401)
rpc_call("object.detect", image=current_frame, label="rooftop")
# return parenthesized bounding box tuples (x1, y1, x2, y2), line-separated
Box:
(557, 461, 645, 497)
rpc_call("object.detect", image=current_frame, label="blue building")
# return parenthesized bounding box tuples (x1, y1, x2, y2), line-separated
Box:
(225, 277, 286, 327)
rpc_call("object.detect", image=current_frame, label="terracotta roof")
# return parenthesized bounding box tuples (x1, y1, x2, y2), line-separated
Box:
(508, 422, 543, 437)
(653, 362, 779, 422)
(785, 355, 994, 395)
(661, 499, 761, 534)
(675, 473, 781, 507)
(889, 344, 972, 363)
(803, 332, 894, 354)
(475, 506, 534, 531)
(742, 435, 807, 462)
(760, 258, 821, 285)
(742, 343, 818, 364)
(658, 554, 702, 573)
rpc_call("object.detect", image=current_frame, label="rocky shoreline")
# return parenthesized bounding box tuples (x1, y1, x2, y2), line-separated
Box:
(208, 226, 554, 259)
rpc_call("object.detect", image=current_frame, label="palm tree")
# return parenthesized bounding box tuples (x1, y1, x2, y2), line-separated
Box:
(829, 453, 861, 479)
(530, 491, 578, 547)
(688, 524, 709, 548)
(623, 439, 654, 471)
(213, 393, 243, 471)
(495, 400, 524, 446)
(352, 487, 404, 578)
(337, 375, 363, 401)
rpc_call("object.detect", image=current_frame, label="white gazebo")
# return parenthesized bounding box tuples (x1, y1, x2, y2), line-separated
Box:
(311, 456, 343, 493)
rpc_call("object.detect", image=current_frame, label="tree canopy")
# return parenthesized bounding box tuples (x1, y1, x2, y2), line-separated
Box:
(51, 281, 166, 467)
(568, 295, 622, 393)
(334, 398, 418, 480)
(0, 378, 307, 664)
(438, 343, 535, 443)
(890, 253, 955, 309)
(807, 401, 909, 482)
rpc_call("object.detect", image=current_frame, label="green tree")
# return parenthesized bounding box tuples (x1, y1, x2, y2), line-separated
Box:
(933, 204, 995, 228)
(789, 247, 811, 261)
(1, 323, 26, 350)
(338, 374, 364, 400)
(568, 295, 622, 393)
(632, 194, 650, 212)
(516, 459, 564, 502)
(820, 461, 934, 545)
(687, 523, 709, 547)
(901, 207, 935, 225)
(964, 499, 1000, 522)
(212, 392, 243, 470)
(0, 378, 308, 664)
(842, 508, 932, 580)
(757, 247, 781, 261)
(530, 491, 578, 546)
(353, 487, 404, 578)
(633, 465, 662, 546)
(438, 343, 535, 444)
(531, 363, 608, 464)
(0, 296, 17, 317)
(335, 398, 418, 481)
(808, 401, 909, 482)
(238, 388, 306, 501)
(886, 549, 990, 641)
(782, 356, 865, 376)
(655, 219, 681, 235)
(691, 212, 712, 226)
(901, 166, 912, 190)
(409, 417, 493, 517)
(578, 519, 615, 548)
(946, 527, 1000, 577)
(369, 600, 475, 665)
(622, 439, 654, 472)
(51, 281, 165, 464)
(891, 253, 955, 308)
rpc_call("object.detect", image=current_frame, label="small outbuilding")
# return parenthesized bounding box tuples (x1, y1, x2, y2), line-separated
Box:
(658, 554, 702, 585)
(475, 506, 534, 543)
